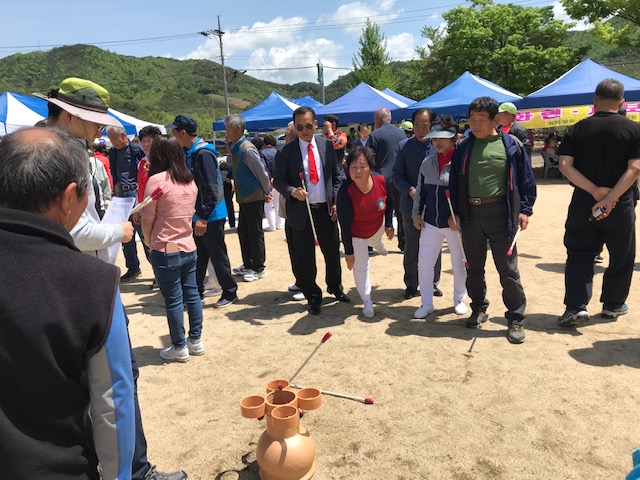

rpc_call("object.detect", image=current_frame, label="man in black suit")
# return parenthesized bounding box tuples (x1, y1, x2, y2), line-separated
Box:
(275, 106, 349, 314)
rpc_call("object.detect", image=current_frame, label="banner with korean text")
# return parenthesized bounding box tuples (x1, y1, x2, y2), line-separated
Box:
(516, 103, 640, 129)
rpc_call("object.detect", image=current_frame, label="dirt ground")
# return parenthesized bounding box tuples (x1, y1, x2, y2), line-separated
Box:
(119, 161, 639, 479)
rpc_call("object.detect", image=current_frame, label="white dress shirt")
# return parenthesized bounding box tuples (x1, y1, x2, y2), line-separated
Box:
(298, 137, 327, 204)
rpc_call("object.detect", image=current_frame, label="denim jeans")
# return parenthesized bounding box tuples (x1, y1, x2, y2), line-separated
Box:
(149, 250, 203, 348)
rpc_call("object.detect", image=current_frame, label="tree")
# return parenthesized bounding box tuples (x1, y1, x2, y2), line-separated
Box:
(352, 19, 396, 90)
(562, 0, 640, 48)
(405, 0, 583, 98)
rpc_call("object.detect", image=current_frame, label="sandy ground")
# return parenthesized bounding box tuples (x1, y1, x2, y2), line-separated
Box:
(119, 160, 639, 479)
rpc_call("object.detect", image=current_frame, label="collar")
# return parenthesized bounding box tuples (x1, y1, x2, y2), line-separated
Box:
(229, 135, 247, 152)
(299, 136, 317, 151)
(186, 137, 206, 157)
(0, 207, 78, 252)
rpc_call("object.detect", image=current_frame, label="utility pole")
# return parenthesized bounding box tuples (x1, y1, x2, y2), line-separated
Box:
(200, 16, 230, 117)
(317, 61, 325, 104)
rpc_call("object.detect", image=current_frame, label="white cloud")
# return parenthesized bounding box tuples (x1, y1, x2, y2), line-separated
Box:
(186, 17, 308, 60)
(327, 0, 400, 37)
(244, 39, 344, 84)
(552, 1, 592, 31)
(386, 33, 417, 61)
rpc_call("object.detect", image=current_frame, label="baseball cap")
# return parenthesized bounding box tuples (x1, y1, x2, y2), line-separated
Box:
(498, 102, 518, 115)
(165, 115, 198, 135)
(34, 77, 122, 128)
(400, 120, 413, 131)
(424, 124, 457, 139)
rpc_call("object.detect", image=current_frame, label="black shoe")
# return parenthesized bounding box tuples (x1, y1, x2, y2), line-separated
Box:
(214, 297, 238, 308)
(120, 269, 142, 282)
(150, 279, 158, 290)
(144, 465, 188, 480)
(465, 311, 488, 328)
(433, 286, 443, 297)
(558, 309, 589, 327)
(404, 287, 418, 299)
(328, 289, 351, 303)
(308, 303, 322, 315)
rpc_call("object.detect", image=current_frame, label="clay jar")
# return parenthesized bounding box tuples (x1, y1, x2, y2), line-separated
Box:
(256, 405, 316, 480)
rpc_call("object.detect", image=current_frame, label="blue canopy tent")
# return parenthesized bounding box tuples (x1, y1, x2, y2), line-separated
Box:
(381, 88, 416, 106)
(315, 82, 411, 125)
(517, 58, 640, 109)
(292, 96, 324, 109)
(0, 91, 142, 136)
(405, 72, 522, 118)
(213, 91, 302, 131)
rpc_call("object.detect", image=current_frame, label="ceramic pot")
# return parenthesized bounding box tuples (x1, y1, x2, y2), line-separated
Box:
(296, 388, 322, 411)
(265, 389, 297, 416)
(240, 395, 266, 419)
(256, 405, 316, 480)
(266, 379, 290, 393)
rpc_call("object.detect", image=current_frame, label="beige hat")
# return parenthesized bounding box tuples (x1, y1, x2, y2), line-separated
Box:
(34, 77, 122, 127)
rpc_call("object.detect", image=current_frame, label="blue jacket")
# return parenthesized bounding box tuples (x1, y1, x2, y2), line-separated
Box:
(392, 137, 435, 217)
(186, 139, 227, 223)
(412, 152, 453, 228)
(449, 131, 536, 236)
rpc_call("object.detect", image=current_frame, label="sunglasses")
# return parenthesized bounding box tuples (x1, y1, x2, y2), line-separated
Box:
(295, 123, 315, 132)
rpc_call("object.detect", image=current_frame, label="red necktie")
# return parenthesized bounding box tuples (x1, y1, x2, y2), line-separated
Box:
(307, 143, 319, 184)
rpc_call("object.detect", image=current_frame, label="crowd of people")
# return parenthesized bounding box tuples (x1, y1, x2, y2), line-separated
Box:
(0, 75, 639, 478)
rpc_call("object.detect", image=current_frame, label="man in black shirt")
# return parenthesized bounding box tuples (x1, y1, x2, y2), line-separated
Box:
(558, 79, 640, 326)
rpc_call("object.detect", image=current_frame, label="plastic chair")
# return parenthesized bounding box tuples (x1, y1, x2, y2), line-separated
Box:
(541, 150, 561, 179)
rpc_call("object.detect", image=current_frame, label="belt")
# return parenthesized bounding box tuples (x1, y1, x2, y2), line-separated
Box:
(309, 202, 327, 209)
(468, 195, 506, 205)
(117, 183, 137, 191)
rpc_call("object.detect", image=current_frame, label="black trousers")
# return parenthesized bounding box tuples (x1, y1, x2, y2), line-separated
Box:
(564, 189, 636, 310)
(287, 204, 343, 307)
(237, 200, 266, 271)
(224, 182, 235, 227)
(395, 187, 405, 250)
(461, 202, 526, 325)
(194, 218, 238, 300)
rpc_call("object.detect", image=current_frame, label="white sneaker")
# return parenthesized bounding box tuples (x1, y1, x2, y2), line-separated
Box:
(288, 283, 302, 292)
(363, 301, 375, 318)
(187, 337, 205, 356)
(414, 304, 435, 319)
(454, 301, 468, 315)
(232, 265, 250, 276)
(373, 241, 388, 256)
(265, 226, 276, 232)
(244, 269, 268, 282)
(160, 345, 190, 363)
(292, 292, 305, 301)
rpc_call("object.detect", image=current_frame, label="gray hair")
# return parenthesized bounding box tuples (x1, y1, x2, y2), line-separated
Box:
(375, 108, 392, 123)
(106, 125, 126, 136)
(0, 127, 90, 213)
(224, 114, 246, 130)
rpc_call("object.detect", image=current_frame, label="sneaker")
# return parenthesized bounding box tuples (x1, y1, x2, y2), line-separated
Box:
(414, 304, 434, 319)
(244, 269, 268, 282)
(214, 297, 237, 308)
(144, 465, 188, 480)
(120, 269, 142, 282)
(601, 303, 629, 319)
(507, 324, 526, 344)
(362, 301, 375, 318)
(159, 345, 189, 363)
(465, 311, 488, 328)
(558, 309, 589, 327)
(232, 265, 251, 276)
(292, 292, 306, 301)
(288, 283, 302, 292)
(373, 241, 388, 256)
(594, 255, 605, 264)
(187, 338, 205, 356)
(454, 302, 468, 315)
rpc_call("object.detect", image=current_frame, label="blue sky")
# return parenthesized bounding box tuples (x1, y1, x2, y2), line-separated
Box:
(2, 0, 584, 85)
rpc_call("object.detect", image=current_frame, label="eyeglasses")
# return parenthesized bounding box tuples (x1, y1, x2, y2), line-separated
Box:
(295, 123, 314, 132)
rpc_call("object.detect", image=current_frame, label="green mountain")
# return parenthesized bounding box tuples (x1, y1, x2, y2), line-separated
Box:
(0, 44, 325, 136)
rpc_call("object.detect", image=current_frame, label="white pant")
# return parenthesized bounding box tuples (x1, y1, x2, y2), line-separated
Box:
(418, 222, 467, 307)
(264, 192, 283, 230)
(352, 222, 386, 304)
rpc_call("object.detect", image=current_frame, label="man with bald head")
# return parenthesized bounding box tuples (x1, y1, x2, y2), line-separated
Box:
(0, 127, 135, 479)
